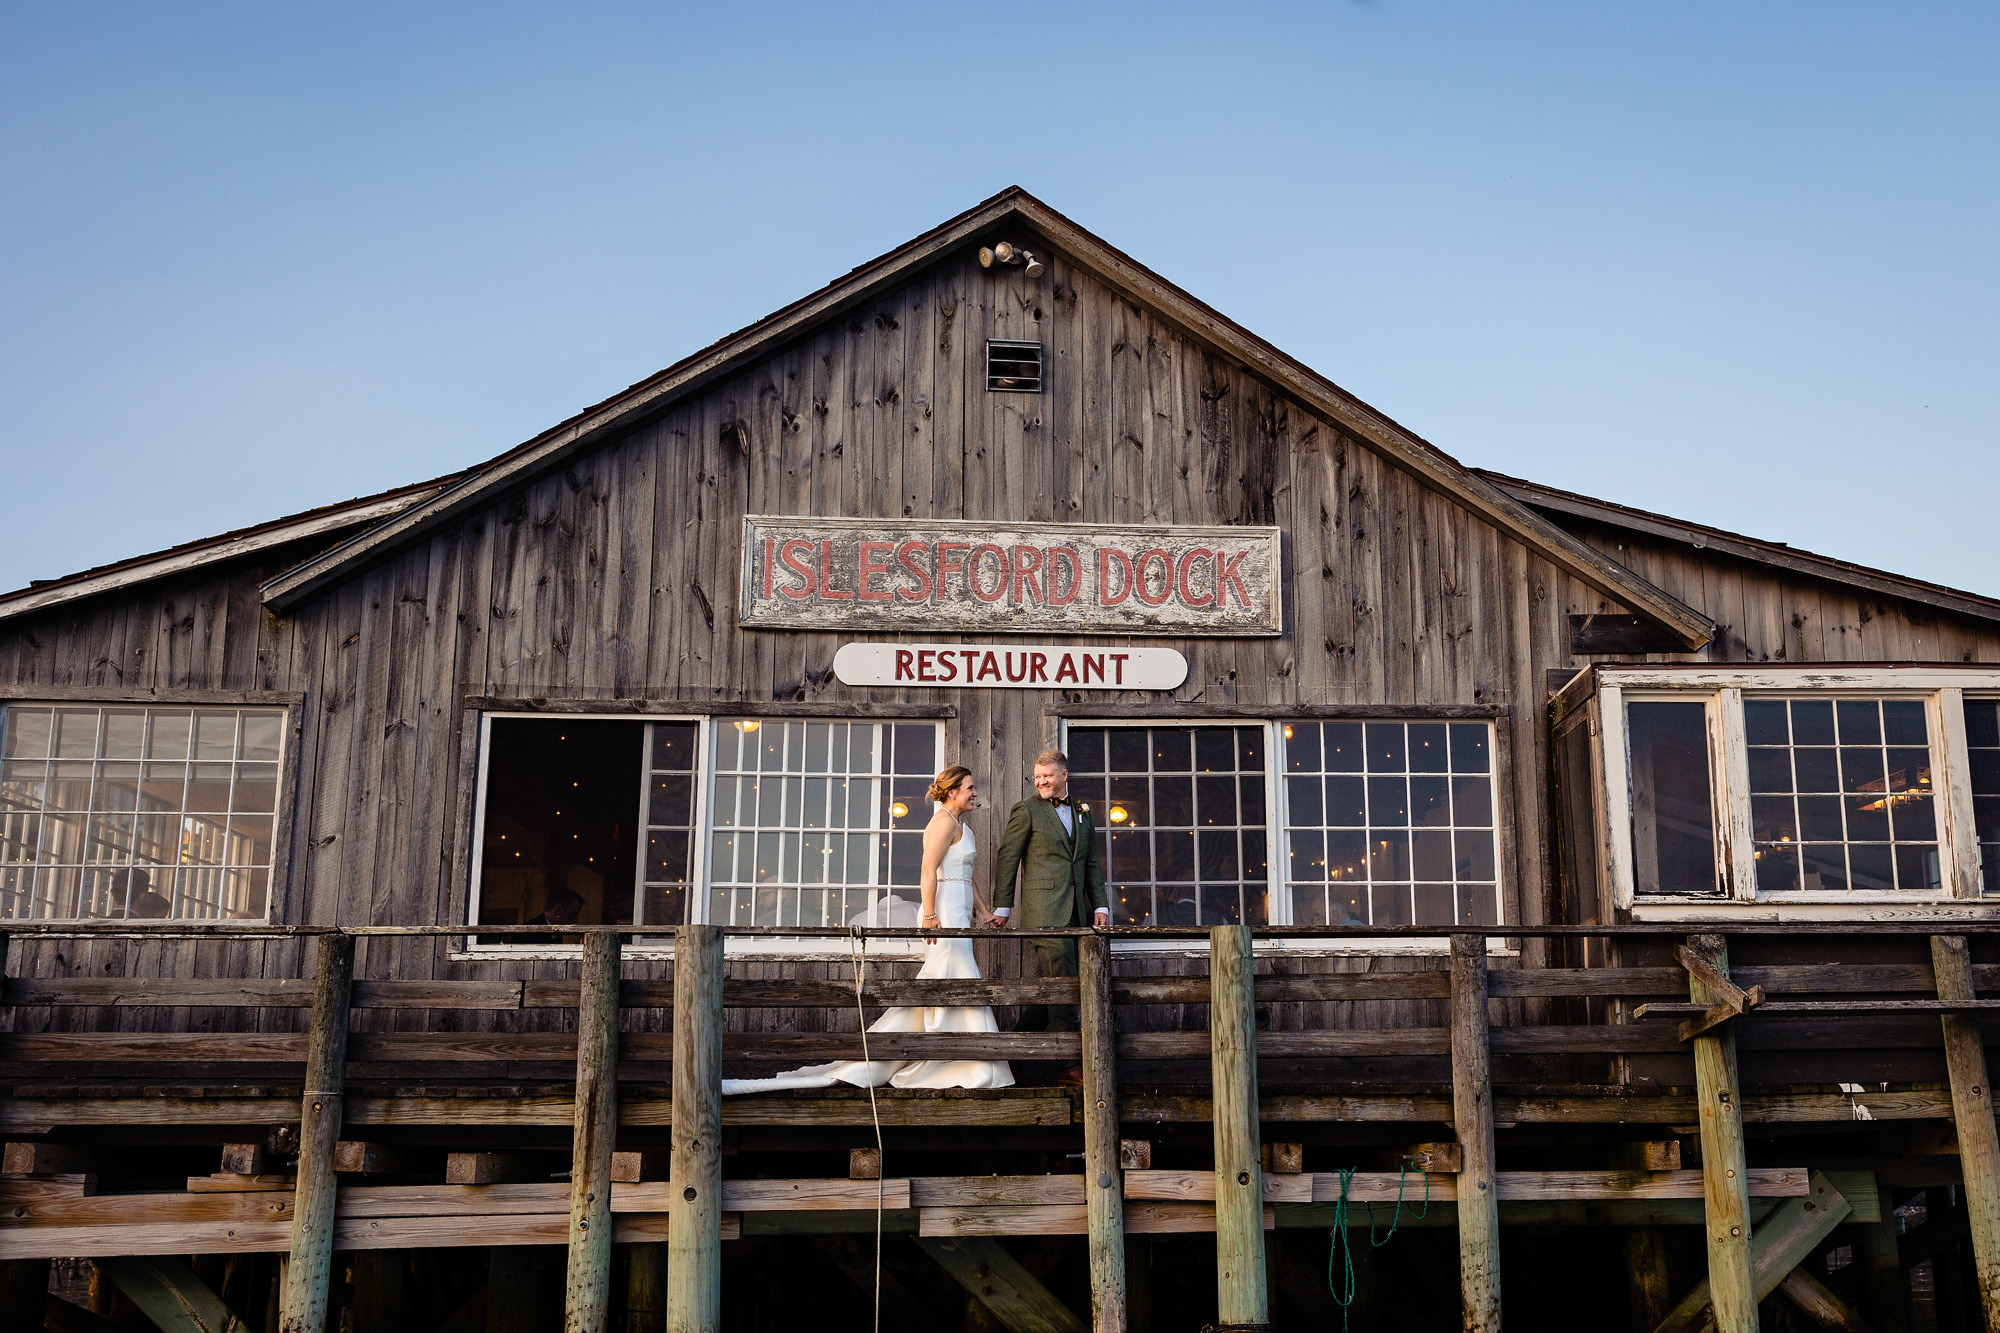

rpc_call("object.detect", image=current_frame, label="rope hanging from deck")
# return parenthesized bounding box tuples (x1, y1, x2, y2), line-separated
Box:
(1326, 1163, 1430, 1331)
(849, 927, 886, 1333)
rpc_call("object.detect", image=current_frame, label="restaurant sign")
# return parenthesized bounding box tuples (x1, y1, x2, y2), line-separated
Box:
(739, 517, 1282, 636)
(833, 642, 1188, 691)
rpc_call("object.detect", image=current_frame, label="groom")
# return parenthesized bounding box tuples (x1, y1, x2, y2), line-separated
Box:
(987, 748, 1109, 1052)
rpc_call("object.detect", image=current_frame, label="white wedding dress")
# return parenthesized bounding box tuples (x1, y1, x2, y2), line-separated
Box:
(721, 825, 1014, 1093)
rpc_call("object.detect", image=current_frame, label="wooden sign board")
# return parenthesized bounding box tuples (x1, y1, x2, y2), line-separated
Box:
(833, 643, 1188, 691)
(739, 517, 1282, 636)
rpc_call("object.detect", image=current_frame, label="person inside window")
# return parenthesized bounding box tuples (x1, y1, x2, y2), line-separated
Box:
(528, 885, 585, 927)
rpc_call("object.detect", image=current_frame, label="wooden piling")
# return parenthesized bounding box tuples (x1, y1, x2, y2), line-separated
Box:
(1856, 1184, 1909, 1333)
(666, 924, 724, 1333)
(1687, 933, 1756, 1333)
(1623, 1228, 1672, 1332)
(1079, 931, 1128, 1333)
(566, 930, 623, 1333)
(1932, 933, 2000, 1326)
(1209, 924, 1266, 1329)
(623, 1244, 668, 1333)
(1450, 932, 1502, 1333)
(279, 930, 354, 1333)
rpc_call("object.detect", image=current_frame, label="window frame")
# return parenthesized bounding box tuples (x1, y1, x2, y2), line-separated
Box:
(1058, 714, 1510, 953)
(461, 710, 938, 959)
(1594, 666, 1996, 920)
(0, 691, 304, 925)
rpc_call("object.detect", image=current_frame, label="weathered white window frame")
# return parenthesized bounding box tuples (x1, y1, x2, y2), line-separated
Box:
(0, 694, 301, 925)
(462, 711, 931, 959)
(1595, 666, 1997, 922)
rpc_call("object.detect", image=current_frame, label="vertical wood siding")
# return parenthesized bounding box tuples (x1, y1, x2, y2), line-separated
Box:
(3, 241, 1999, 1036)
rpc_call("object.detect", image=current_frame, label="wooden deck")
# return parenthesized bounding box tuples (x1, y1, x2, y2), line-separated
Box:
(2, 921, 1997, 1330)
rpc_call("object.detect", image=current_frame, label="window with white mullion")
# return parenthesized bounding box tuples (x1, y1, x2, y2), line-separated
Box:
(1598, 667, 2000, 910)
(703, 718, 937, 929)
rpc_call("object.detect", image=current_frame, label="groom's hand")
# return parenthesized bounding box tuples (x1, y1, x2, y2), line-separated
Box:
(982, 911, 1009, 929)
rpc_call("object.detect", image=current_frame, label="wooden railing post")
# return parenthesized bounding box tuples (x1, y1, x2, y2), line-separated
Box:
(279, 930, 354, 1333)
(566, 930, 623, 1333)
(1687, 933, 1756, 1333)
(1080, 931, 1127, 1333)
(1209, 924, 1266, 1329)
(1451, 932, 1502, 1332)
(1932, 933, 2000, 1326)
(667, 924, 724, 1333)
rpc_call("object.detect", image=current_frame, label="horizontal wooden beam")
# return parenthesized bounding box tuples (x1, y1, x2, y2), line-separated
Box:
(1123, 1169, 1808, 1204)
(0, 1084, 1955, 1139)
(15, 962, 1996, 1008)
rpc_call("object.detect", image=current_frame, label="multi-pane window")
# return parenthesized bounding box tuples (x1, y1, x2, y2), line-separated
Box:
(1586, 669, 2000, 911)
(1067, 726, 1268, 927)
(704, 719, 937, 928)
(1745, 698, 1938, 893)
(640, 722, 700, 926)
(1960, 699, 2000, 895)
(1284, 721, 1498, 927)
(0, 705, 284, 921)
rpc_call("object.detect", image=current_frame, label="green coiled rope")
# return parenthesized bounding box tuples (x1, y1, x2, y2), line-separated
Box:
(1327, 1163, 1431, 1330)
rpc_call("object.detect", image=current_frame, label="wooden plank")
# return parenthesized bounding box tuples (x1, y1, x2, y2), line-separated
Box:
(0, 1085, 1941, 1134)
(908, 1176, 1084, 1207)
(914, 1234, 1085, 1333)
(1609, 1142, 1683, 1172)
(446, 1154, 553, 1186)
(2, 1142, 93, 1175)
(278, 930, 351, 1333)
(611, 1151, 671, 1184)
(1932, 932, 2000, 1326)
(1123, 1170, 1311, 1203)
(1078, 930, 1126, 1333)
(1776, 1268, 1872, 1332)
(622, 1243, 668, 1333)
(1209, 924, 1266, 1327)
(331, 1142, 423, 1176)
(1855, 1181, 1910, 1333)
(715, 1179, 913, 1212)
(97, 1255, 255, 1333)
(1625, 1228, 1673, 1332)
(666, 925, 723, 1333)
(1126, 1168, 1804, 1204)
(563, 930, 619, 1333)
(187, 1175, 295, 1194)
(1654, 1172, 1853, 1333)
(1684, 934, 1756, 1333)
(219, 1143, 269, 1176)
(1452, 932, 1501, 1333)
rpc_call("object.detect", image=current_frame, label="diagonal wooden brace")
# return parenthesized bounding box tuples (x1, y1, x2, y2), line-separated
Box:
(1675, 945, 1766, 1041)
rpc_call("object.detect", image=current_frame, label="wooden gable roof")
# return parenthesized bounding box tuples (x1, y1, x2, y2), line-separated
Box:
(239, 189, 1697, 649)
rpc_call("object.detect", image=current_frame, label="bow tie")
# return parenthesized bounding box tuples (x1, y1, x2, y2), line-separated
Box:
(1051, 797, 1072, 807)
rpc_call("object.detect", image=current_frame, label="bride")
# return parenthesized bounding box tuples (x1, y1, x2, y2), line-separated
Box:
(720, 765, 1014, 1093)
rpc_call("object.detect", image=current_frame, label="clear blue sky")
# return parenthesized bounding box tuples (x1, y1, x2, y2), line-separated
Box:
(3, 3, 1994, 598)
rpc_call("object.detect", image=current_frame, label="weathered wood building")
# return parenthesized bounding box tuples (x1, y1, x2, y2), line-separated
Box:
(4, 188, 2000, 1332)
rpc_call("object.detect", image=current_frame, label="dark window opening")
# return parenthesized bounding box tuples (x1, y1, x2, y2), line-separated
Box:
(477, 719, 642, 928)
(1627, 701, 1718, 896)
(986, 340, 1043, 393)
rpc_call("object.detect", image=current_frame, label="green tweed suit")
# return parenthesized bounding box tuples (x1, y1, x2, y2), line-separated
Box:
(992, 794, 1107, 1031)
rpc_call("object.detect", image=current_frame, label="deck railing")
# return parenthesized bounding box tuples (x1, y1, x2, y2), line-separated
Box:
(3, 921, 2000, 1332)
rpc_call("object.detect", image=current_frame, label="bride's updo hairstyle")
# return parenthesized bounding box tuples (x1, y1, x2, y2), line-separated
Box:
(927, 765, 973, 806)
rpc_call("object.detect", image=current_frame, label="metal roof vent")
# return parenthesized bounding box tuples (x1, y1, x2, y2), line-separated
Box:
(986, 340, 1043, 393)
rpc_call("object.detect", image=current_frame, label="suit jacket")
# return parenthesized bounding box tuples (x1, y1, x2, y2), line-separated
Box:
(992, 794, 1108, 928)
